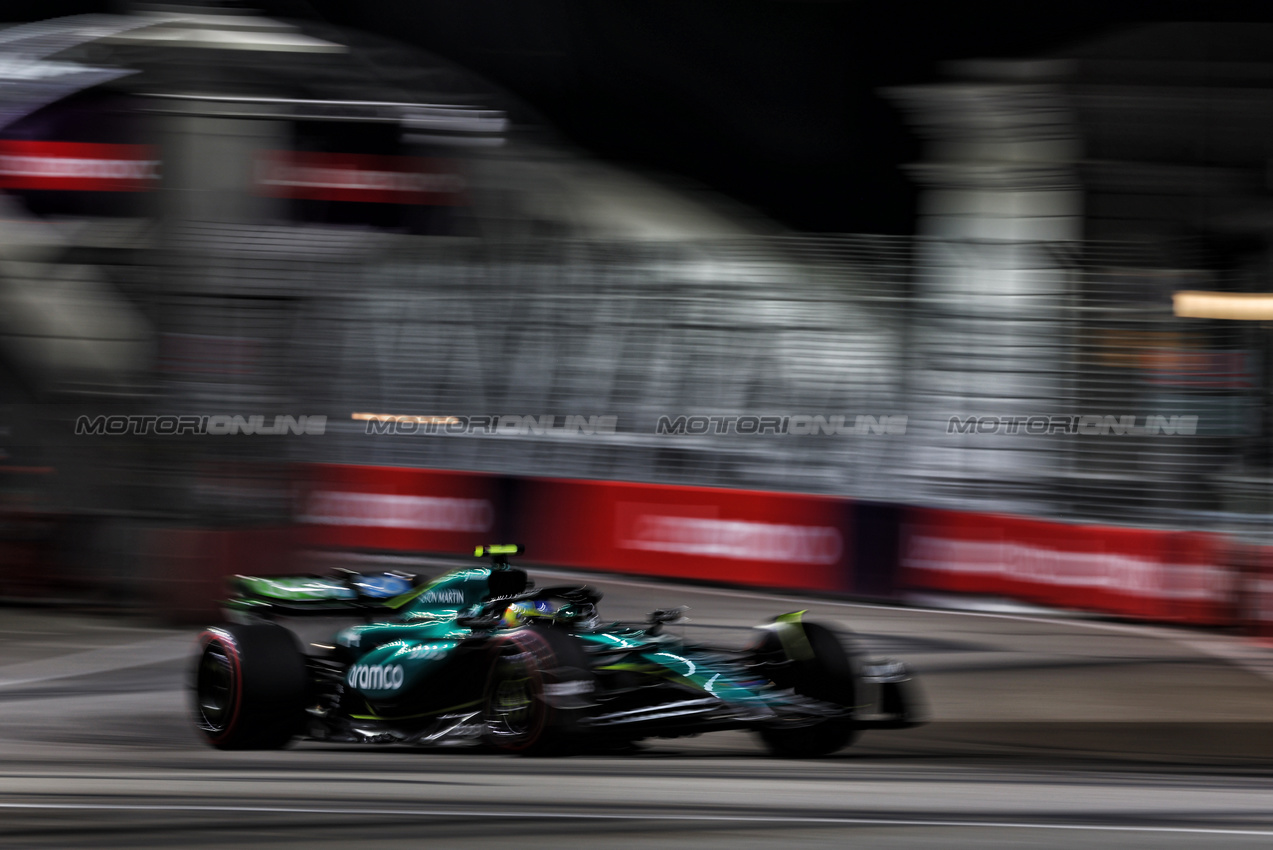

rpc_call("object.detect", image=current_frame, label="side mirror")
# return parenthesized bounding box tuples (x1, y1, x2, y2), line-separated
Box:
(646, 606, 688, 635)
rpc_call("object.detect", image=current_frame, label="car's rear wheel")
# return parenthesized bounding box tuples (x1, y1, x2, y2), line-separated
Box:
(192, 624, 307, 750)
(753, 621, 859, 758)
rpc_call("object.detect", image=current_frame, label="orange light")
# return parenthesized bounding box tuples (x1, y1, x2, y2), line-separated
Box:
(1173, 291, 1273, 320)
(350, 413, 460, 424)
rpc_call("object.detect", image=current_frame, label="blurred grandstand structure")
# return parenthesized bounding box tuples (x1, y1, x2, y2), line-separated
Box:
(2, 9, 1273, 605)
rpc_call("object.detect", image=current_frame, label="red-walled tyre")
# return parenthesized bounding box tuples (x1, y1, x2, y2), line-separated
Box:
(192, 624, 308, 750)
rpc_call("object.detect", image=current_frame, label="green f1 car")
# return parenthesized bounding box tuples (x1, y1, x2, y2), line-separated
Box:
(192, 545, 921, 756)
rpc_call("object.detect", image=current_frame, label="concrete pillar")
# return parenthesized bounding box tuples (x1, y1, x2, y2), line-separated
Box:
(889, 72, 1084, 507)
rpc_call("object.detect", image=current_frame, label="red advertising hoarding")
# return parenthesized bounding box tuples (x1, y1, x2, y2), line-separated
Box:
(901, 507, 1232, 624)
(0, 141, 159, 192)
(509, 478, 852, 593)
(255, 151, 465, 205)
(289, 464, 1239, 626)
(296, 464, 502, 555)
(293, 466, 852, 594)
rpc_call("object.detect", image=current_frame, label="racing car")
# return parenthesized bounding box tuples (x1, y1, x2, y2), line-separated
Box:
(192, 544, 921, 756)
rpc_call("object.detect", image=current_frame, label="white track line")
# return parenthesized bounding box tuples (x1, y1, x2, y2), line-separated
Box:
(0, 801, 1271, 837)
(0, 634, 192, 690)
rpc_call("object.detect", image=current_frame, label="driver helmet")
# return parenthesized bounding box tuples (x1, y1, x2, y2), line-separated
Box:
(500, 597, 599, 630)
(500, 598, 556, 628)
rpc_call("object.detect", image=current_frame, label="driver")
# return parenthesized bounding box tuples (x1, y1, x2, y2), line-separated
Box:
(500, 599, 555, 628)
(500, 597, 599, 630)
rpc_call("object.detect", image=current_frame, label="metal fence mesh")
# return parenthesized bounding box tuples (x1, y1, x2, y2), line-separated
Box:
(66, 224, 1262, 531)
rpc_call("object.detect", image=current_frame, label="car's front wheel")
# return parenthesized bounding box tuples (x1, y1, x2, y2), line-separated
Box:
(752, 621, 859, 758)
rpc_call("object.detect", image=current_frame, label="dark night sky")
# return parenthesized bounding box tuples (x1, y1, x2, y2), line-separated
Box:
(293, 0, 1117, 233)
(10, 1, 1273, 232)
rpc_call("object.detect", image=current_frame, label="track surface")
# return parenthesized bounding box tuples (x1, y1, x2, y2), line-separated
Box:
(3, 567, 1273, 849)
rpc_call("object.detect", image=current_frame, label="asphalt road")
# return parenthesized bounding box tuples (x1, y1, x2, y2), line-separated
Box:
(3, 566, 1273, 849)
